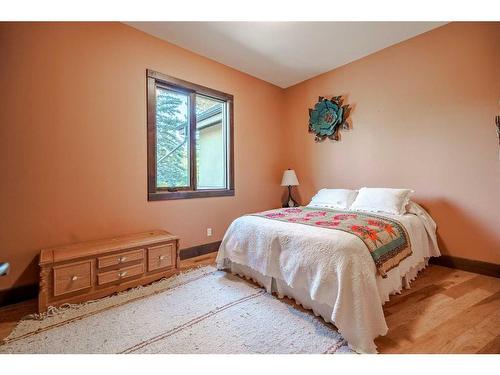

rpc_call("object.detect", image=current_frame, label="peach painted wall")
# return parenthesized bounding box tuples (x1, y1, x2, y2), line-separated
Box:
(284, 22, 500, 264)
(0, 22, 287, 289)
(1, 22, 498, 291)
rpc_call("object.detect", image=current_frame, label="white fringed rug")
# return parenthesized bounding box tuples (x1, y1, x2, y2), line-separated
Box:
(0, 266, 351, 354)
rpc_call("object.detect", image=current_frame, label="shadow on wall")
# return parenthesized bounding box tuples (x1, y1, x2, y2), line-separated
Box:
(19, 257, 39, 286)
(0, 257, 38, 304)
(416, 199, 499, 260)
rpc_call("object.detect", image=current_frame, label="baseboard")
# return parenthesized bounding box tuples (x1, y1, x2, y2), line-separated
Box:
(0, 241, 221, 308)
(179, 240, 221, 260)
(430, 255, 500, 278)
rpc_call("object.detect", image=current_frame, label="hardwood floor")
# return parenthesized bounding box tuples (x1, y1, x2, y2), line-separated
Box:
(1, 253, 498, 354)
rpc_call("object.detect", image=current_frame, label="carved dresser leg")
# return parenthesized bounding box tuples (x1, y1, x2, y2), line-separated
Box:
(38, 265, 50, 313)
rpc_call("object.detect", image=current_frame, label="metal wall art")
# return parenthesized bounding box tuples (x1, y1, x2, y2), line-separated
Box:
(308, 96, 351, 142)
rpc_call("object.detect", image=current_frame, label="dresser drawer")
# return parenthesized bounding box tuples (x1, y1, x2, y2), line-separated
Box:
(97, 249, 144, 269)
(97, 263, 144, 286)
(53, 260, 93, 297)
(148, 243, 176, 272)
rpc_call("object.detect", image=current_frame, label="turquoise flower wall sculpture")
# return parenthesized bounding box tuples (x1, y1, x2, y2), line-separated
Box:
(308, 96, 351, 142)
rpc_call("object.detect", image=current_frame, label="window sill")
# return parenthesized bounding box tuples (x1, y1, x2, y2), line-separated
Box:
(148, 189, 235, 201)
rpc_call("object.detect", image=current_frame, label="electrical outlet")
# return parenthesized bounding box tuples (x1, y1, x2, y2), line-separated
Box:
(207, 228, 213, 237)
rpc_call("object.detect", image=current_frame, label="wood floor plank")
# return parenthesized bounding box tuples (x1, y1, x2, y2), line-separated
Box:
(384, 266, 453, 301)
(438, 307, 500, 353)
(179, 252, 217, 271)
(384, 284, 446, 314)
(477, 335, 500, 354)
(399, 292, 500, 353)
(383, 266, 477, 312)
(443, 275, 500, 299)
(385, 279, 498, 353)
(0, 299, 37, 342)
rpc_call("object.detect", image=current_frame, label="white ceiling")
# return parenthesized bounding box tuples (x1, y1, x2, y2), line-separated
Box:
(126, 22, 446, 88)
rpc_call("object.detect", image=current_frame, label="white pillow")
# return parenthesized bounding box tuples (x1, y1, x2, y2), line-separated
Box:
(350, 187, 414, 215)
(307, 189, 358, 210)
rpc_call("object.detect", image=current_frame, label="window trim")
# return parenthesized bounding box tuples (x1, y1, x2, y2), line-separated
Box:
(146, 69, 234, 201)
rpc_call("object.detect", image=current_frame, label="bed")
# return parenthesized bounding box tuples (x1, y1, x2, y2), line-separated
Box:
(216, 194, 440, 354)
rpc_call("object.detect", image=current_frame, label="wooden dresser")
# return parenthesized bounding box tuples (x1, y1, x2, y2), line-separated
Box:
(38, 230, 179, 313)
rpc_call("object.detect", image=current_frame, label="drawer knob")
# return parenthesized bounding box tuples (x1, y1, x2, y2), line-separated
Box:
(159, 255, 167, 260)
(71, 275, 78, 281)
(119, 271, 127, 277)
(119, 257, 127, 263)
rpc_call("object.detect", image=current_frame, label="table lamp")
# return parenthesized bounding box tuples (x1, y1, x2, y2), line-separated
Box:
(281, 169, 299, 207)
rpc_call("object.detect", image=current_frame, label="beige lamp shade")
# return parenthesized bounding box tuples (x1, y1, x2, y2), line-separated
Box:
(281, 169, 299, 186)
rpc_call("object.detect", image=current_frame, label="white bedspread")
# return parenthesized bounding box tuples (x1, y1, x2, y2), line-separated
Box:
(216, 202, 440, 353)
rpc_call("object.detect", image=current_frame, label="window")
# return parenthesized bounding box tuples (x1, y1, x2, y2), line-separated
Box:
(147, 70, 234, 200)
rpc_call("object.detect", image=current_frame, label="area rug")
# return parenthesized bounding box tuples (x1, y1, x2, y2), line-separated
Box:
(0, 266, 352, 354)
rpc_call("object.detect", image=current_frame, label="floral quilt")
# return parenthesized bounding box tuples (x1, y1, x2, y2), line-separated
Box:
(252, 207, 412, 278)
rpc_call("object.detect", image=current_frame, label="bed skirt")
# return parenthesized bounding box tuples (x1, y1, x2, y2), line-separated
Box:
(224, 258, 429, 352)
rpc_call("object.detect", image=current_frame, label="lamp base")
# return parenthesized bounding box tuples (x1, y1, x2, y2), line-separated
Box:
(282, 185, 299, 208)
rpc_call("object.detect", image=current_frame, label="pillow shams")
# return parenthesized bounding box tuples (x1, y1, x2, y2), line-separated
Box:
(350, 187, 413, 215)
(307, 189, 358, 210)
